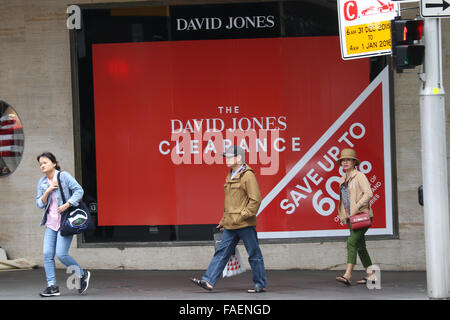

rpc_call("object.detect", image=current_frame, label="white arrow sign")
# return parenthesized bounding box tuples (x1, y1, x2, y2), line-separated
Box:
(420, 0, 450, 17)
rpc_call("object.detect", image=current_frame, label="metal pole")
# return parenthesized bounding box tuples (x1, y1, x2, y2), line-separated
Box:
(419, 17, 450, 299)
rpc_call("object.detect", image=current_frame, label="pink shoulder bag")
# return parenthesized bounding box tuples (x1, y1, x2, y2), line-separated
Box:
(349, 212, 372, 230)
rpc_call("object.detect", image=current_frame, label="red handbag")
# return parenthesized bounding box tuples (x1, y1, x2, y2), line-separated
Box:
(349, 212, 372, 230)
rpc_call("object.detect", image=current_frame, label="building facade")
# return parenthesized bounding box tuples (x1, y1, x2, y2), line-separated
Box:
(0, 0, 449, 271)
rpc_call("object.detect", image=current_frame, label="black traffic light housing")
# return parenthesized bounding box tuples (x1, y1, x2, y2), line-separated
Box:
(390, 19, 425, 72)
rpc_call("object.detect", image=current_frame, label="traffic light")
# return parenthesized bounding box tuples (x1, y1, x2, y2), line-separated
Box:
(390, 19, 425, 72)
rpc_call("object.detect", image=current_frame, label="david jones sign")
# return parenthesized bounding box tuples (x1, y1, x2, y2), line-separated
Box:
(176, 15, 276, 31)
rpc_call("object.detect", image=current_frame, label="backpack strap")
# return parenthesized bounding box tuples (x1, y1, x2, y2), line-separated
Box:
(56, 171, 67, 204)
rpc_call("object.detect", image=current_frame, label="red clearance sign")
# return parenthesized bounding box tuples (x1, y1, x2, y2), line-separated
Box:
(92, 36, 393, 239)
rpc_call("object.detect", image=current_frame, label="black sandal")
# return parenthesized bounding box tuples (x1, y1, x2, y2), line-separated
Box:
(248, 287, 266, 293)
(191, 278, 213, 291)
(357, 275, 377, 285)
(357, 277, 368, 284)
(336, 276, 351, 286)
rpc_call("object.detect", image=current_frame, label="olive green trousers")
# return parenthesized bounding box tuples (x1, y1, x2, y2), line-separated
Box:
(347, 220, 372, 268)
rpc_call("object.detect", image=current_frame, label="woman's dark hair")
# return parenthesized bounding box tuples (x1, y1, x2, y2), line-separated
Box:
(36, 152, 61, 170)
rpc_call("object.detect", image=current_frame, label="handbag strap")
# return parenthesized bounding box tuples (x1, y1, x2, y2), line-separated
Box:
(56, 171, 68, 204)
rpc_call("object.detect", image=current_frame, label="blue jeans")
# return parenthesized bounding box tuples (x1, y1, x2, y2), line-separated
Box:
(202, 226, 267, 288)
(43, 227, 84, 286)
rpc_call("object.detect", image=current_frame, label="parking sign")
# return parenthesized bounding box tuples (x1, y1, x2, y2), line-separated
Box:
(338, 0, 400, 59)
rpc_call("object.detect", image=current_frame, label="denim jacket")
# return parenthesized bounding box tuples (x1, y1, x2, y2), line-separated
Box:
(36, 170, 84, 226)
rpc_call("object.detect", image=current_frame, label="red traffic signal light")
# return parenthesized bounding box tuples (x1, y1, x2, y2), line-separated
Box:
(391, 20, 423, 43)
(390, 19, 425, 72)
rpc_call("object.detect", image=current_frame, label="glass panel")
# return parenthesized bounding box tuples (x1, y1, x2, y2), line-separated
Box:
(0, 101, 24, 177)
(73, 2, 389, 245)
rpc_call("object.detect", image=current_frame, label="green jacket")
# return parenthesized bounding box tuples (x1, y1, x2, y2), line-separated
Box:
(219, 165, 262, 230)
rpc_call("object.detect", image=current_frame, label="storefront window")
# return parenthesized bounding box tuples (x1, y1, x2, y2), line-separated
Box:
(72, 1, 391, 246)
(0, 101, 24, 177)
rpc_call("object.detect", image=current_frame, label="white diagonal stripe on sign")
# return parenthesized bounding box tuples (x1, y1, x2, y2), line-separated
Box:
(257, 66, 388, 216)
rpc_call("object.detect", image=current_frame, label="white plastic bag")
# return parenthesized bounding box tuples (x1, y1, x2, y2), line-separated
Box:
(222, 247, 246, 278)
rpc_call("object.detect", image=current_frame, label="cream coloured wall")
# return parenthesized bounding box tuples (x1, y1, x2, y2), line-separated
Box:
(0, 0, 448, 271)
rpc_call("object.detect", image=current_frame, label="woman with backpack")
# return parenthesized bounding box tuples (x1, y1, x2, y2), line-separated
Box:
(36, 152, 90, 297)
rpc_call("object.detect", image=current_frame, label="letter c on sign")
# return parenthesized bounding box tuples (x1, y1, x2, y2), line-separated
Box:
(343, 1, 358, 21)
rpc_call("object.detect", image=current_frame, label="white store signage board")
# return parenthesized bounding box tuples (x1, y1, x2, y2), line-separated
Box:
(420, 0, 450, 17)
(338, 0, 400, 60)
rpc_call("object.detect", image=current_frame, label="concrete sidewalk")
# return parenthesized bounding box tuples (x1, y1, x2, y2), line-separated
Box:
(0, 268, 429, 300)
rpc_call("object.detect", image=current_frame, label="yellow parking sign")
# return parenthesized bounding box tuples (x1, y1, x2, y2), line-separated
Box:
(337, 0, 399, 60)
(345, 21, 392, 55)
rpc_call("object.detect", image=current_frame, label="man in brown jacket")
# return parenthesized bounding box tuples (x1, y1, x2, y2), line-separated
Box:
(191, 146, 267, 293)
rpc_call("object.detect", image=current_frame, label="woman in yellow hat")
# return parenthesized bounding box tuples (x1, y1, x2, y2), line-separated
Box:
(335, 148, 376, 286)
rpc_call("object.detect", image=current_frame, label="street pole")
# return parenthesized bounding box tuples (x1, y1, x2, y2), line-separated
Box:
(419, 17, 450, 299)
